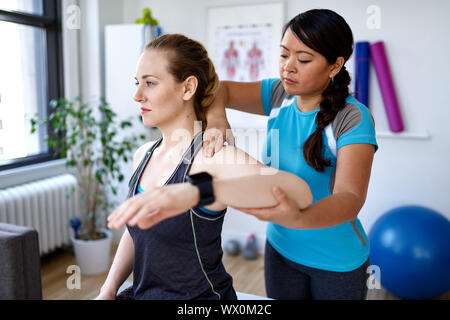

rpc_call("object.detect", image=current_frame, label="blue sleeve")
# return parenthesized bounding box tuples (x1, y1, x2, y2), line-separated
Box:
(337, 105, 379, 153)
(260, 78, 280, 116)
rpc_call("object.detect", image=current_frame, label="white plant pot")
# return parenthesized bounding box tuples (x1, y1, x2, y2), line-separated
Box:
(71, 228, 112, 275)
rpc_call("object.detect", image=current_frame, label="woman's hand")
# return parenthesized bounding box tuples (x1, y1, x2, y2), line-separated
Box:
(94, 289, 116, 300)
(202, 118, 235, 158)
(232, 186, 305, 229)
(107, 183, 200, 230)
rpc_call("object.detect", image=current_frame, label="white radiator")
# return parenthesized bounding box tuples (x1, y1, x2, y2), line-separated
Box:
(0, 174, 80, 255)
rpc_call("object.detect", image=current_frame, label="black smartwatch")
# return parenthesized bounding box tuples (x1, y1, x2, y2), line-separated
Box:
(186, 172, 215, 206)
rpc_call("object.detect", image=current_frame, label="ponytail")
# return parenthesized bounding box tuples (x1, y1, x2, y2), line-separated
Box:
(195, 58, 219, 130)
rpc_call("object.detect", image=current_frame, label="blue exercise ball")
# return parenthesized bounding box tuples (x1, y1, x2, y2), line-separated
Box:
(369, 205, 450, 299)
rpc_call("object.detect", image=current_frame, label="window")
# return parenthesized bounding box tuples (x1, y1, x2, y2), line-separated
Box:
(0, 0, 63, 171)
(0, 0, 44, 15)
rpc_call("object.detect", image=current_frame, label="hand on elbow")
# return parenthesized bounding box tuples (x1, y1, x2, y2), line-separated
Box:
(232, 186, 306, 229)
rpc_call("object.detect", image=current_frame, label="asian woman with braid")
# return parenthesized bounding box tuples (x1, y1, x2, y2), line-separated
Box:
(100, 34, 312, 300)
(203, 9, 378, 300)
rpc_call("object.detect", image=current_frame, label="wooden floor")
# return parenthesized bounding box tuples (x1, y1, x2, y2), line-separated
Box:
(41, 244, 449, 300)
(41, 244, 266, 300)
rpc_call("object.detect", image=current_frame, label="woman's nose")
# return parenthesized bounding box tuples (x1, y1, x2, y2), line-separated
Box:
(283, 57, 296, 73)
(133, 87, 145, 103)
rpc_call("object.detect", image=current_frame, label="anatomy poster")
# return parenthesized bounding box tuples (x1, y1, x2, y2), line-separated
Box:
(214, 25, 272, 82)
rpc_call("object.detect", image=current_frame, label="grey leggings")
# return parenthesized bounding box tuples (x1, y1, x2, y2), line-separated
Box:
(265, 241, 370, 300)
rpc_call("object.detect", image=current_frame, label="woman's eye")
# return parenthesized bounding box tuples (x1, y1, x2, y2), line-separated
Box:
(134, 81, 155, 86)
(280, 54, 288, 59)
(298, 60, 311, 64)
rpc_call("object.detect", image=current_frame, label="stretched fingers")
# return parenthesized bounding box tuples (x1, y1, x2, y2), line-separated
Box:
(107, 198, 130, 223)
(136, 210, 165, 230)
(128, 202, 160, 227)
(108, 194, 153, 229)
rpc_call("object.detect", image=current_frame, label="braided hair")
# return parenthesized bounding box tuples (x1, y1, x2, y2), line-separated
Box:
(283, 9, 354, 172)
(146, 34, 219, 130)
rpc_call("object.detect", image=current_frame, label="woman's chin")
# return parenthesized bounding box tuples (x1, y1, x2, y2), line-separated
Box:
(282, 84, 299, 96)
(283, 85, 309, 97)
(142, 118, 158, 128)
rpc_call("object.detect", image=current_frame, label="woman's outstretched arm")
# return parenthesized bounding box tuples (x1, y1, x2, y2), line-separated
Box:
(107, 145, 312, 230)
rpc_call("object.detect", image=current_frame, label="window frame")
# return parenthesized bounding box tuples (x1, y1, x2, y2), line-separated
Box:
(0, 0, 65, 171)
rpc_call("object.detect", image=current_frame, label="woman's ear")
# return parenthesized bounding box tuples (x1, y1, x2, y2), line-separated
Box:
(329, 56, 345, 78)
(182, 76, 198, 101)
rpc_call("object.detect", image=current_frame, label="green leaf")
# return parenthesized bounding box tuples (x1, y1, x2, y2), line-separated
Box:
(95, 168, 105, 184)
(67, 159, 76, 167)
(120, 121, 132, 129)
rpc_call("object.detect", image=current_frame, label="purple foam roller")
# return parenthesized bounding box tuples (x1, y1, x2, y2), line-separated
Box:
(370, 41, 404, 132)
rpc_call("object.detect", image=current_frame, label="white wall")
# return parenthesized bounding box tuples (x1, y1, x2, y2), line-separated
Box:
(79, 0, 450, 250)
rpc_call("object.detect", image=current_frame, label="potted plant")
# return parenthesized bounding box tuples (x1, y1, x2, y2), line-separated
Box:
(135, 7, 163, 47)
(30, 97, 145, 274)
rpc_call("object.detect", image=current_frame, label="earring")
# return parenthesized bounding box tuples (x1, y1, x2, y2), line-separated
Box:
(330, 77, 334, 86)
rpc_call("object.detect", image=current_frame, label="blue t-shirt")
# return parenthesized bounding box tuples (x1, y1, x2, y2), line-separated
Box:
(261, 78, 378, 272)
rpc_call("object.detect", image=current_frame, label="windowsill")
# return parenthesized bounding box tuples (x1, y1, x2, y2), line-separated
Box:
(0, 159, 76, 189)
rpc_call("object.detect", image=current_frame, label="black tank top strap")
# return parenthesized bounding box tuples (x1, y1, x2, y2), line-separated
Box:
(127, 138, 162, 194)
(169, 131, 204, 185)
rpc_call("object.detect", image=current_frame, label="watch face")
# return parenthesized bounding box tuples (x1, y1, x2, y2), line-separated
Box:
(190, 172, 212, 183)
(188, 172, 215, 206)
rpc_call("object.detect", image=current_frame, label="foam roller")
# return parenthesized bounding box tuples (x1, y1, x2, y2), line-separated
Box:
(355, 41, 370, 107)
(370, 41, 404, 132)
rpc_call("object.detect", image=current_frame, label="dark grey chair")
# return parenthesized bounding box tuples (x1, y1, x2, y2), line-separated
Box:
(0, 223, 42, 300)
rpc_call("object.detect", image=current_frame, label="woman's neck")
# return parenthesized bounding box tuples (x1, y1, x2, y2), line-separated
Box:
(296, 93, 323, 112)
(157, 109, 202, 152)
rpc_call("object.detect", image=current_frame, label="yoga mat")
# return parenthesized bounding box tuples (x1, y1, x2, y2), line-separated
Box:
(370, 41, 404, 132)
(355, 41, 370, 107)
